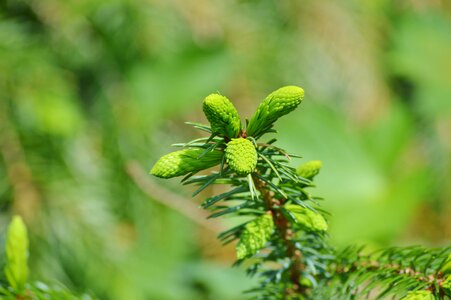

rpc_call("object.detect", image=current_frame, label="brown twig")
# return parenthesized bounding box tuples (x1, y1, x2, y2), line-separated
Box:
(125, 161, 224, 233)
(252, 174, 305, 297)
(0, 101, 40, 224)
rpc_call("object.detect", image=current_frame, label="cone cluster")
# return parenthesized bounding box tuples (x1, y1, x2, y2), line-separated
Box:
(150, 85, 304, 178)
(236, 214, 274, 260)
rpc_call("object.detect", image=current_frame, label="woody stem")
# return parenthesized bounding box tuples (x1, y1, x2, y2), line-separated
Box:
(252, 174, 305, 297)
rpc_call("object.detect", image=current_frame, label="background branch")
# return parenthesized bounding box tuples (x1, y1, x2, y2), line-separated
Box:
(0, 101, 40, 224)
(125, 161, 224, 233)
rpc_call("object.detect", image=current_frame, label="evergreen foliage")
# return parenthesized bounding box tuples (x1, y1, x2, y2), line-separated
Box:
(151, 86, 451, 299)
(317, 246, 451, 299)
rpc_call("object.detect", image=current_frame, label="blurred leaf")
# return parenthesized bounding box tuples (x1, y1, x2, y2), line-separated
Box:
(5, 216, 28, 290)
(389, 12, 451, 118)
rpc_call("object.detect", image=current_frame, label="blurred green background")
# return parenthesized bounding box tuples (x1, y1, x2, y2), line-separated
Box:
(1, 0, 450, 299)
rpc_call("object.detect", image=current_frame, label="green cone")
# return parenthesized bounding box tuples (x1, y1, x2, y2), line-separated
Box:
(5, 215, 29, 290)
(285, 204, 328, 232)
(236, 214, 274, 260)
(225, 138, 257, 175)
(401, 290, 434, 300)
(203, 93, 241, 138)
(247, 86, 304, 138)
(150, 149, 223, 178)
(297, 160, 322, 180)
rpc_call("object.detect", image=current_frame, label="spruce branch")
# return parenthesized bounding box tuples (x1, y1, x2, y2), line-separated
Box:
(318, 246, 451, 299)
(149, 86, 450, 300)
(252, 173, 305, 296)
(150, 86, 331, 299)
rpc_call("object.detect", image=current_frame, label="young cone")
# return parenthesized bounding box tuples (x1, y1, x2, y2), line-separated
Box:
(236, 214, 274, 260)
(5, 215, 29, 290)
(297, 160, 322, 180)
(285, 204, 328, 232)
(225, 138, 257, 175)
(247, 86, 304, 138)
(203, 93, 241, 138)
(150, 149, 223, 178)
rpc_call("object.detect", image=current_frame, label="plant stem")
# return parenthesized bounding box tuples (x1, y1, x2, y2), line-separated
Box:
(252, 174, 305, 297)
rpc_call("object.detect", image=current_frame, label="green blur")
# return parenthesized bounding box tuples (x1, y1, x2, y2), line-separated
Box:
(0, 0, 450, 299)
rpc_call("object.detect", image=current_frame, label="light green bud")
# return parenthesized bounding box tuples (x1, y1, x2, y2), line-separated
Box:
(297, 160, 322, 180)
(247, 86, 304, 138)
(203, 93, 241, 138)
(150, 149, 223, 178)
(5, 215, 29, 290)
(236, 214, 274, 260)
(285, 204, 328, 232)
(401, 290, 434, 300)
(225, 138, 257, 175)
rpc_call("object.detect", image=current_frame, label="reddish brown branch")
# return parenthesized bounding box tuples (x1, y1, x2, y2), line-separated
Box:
(252, 174, 305, 297)
(126, 161, 224, 233)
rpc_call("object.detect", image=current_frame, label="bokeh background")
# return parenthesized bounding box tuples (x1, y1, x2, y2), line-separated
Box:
(1, 0, 450, 299)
